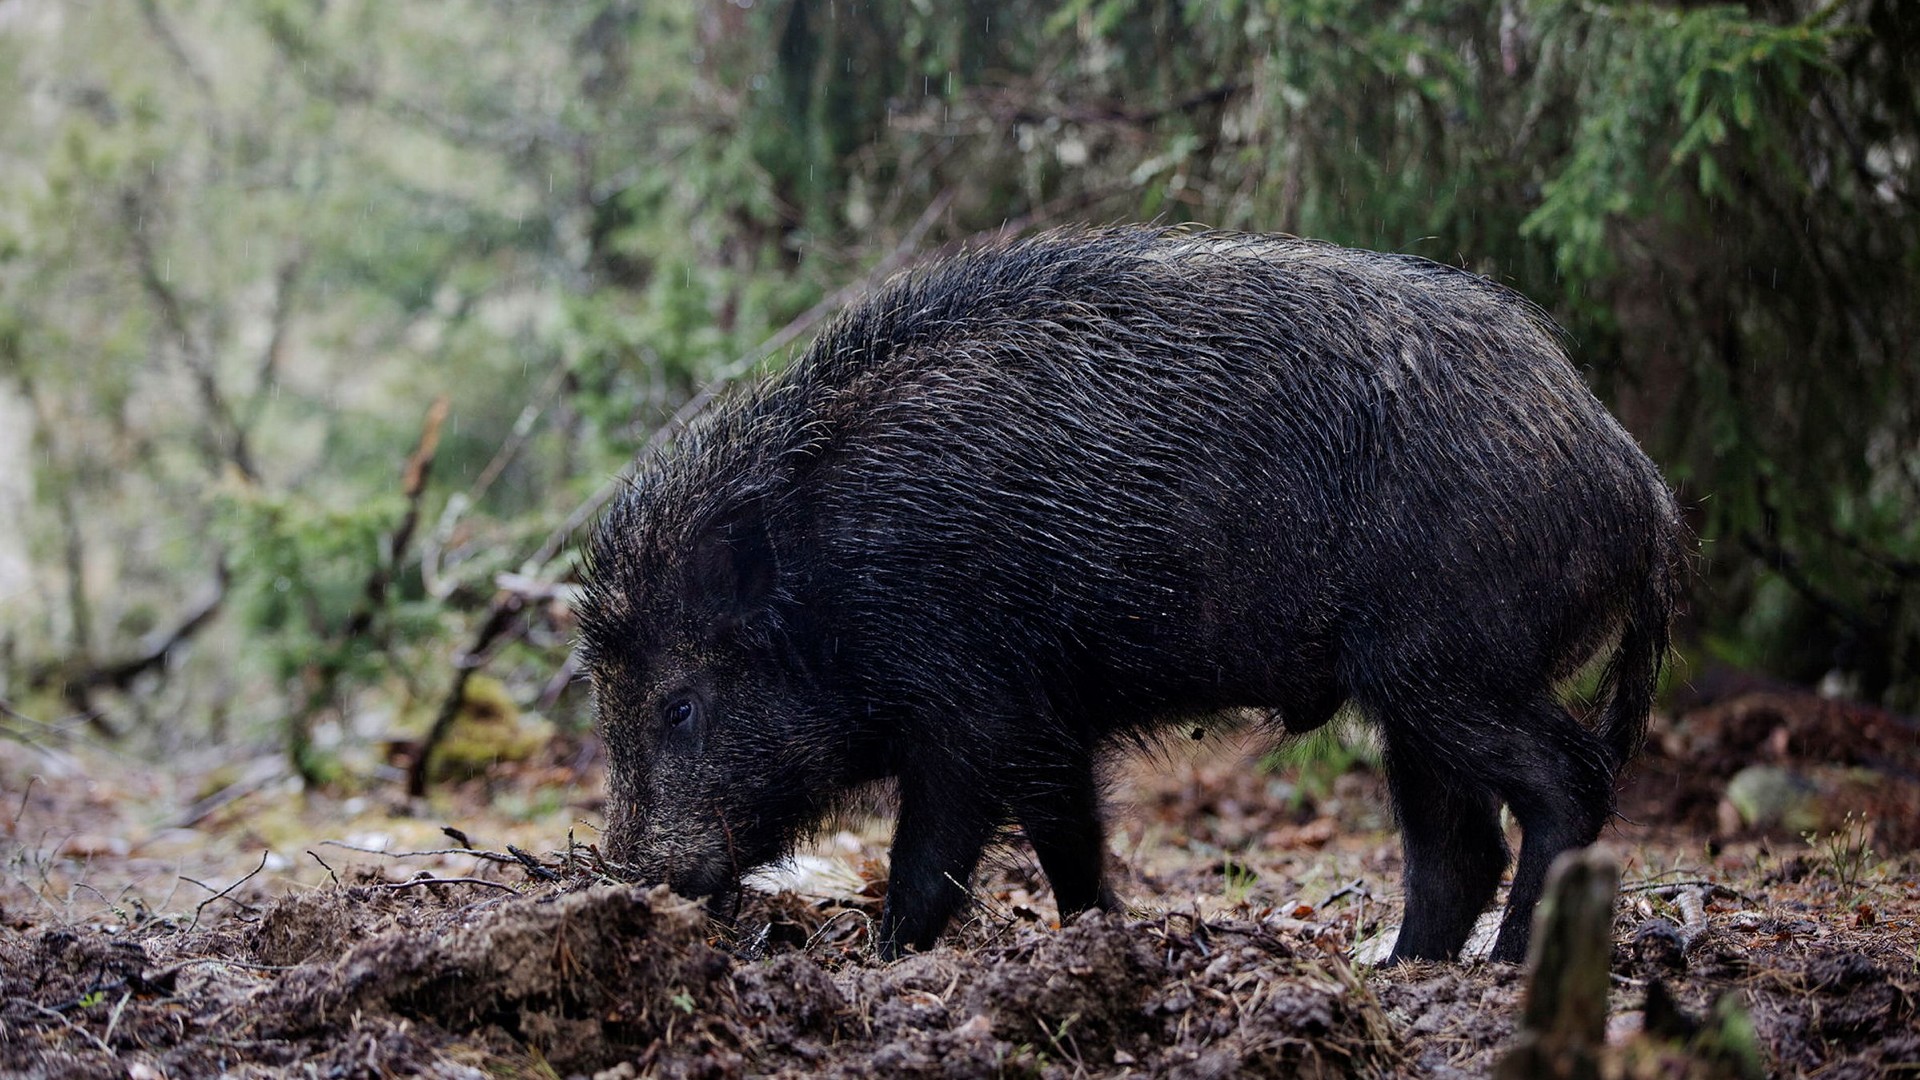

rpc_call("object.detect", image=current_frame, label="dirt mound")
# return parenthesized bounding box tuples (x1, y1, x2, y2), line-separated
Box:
(2, 880, 1402, 1078)
(1628, 686, 1920, 846)
(4, 734, 1916, 1077)
(1750, 947, 1919, 1074)
(827, 910, 1397, 1077)
(255, 884, 731, 1074)
(2, 882, 726, 1077)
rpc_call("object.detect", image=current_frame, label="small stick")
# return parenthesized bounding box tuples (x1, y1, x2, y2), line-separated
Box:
(1320, 878, 1371, 909)
(372, 876, 520, 895)
(508, 845, 561, 881)
(188, 850, 271, 932)
(23, 1001, 112, 1056)
(11, 774, 39, 832)
(316, 839, 519, 865)
(307, 850, 341, 886)
(102, 988, 133, 1047)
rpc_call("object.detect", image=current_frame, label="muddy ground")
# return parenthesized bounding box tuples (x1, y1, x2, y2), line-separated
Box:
(3, 684, 1917, 1078)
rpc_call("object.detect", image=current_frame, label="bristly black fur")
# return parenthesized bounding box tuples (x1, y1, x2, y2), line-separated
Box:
(577, 224, 1687, 964)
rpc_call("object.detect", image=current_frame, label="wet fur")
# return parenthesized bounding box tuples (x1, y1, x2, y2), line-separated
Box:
(579, 225, 1685, 964)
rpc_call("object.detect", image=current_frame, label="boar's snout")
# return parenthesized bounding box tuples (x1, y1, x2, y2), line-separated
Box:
(602, 810, 736, 902)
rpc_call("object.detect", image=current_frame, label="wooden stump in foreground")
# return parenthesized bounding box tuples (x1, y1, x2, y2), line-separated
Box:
(1496, 847, 1619, 1080)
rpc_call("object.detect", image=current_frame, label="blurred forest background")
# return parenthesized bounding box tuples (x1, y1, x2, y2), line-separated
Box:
(0, 0, 1914, 788)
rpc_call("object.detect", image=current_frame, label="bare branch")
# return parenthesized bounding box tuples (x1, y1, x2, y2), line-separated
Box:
(242, 253, 306, 432)
(346, 396, 449, 640)
(373, 875, 521, 895)
(466, 354, 574, 509)
(135, 0, 218, 105)
(188, 849, 271, 932)
(24, 561, 229, 738)
(405, 583, 536, 798)
(91, 559, 231, 692)
(119, 187, 258, 481)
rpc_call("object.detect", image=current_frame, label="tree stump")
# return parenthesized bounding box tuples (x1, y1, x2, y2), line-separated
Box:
(1496, 847, 1620, 1080)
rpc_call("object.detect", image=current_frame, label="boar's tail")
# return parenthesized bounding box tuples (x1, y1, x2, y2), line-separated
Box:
(1596, 571, 1675, 772)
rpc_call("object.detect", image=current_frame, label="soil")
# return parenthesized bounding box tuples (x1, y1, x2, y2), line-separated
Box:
(3, 685, 1917, 1078)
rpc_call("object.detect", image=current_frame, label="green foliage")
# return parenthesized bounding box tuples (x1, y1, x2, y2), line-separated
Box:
(1220, 855, 1260, 906)
(1263, 715, 1380, 811)
(1, 0, 1916, 783)
(1803, 810, 1879, 898)
(1523, 1, 1841, 284)
(212, 484, 406, 681)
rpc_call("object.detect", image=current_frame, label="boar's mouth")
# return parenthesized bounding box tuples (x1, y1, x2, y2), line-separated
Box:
(602, 843, 739, 907)
(669, 859, 739, 905)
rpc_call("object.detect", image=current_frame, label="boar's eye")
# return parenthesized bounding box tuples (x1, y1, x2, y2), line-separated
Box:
(662, 696, 699, 734)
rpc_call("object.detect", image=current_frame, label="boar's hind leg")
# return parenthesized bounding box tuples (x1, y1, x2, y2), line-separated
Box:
(1015, 756, 1121, 921)
(876, 765, 998, 961)
(1381, 735, 1509, 964)
(1484, 695, 1615, 965)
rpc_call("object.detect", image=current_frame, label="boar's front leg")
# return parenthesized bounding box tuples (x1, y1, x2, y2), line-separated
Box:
(1015, 752, 1121, 920)
(877, 762, 998, 961)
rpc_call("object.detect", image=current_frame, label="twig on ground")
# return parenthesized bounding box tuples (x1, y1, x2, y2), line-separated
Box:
(373, 875, 520, 895)
(188, 850, 271, 932)
(102, 988, 133, 1048)
(508, 845, 561, 881)
(307, 850, 341, 886)
(1675, 886, 1710, 945)
(804, 908, 877, 952)
(70, 881, 120, 915)
(170, 957, 301, 972)
(22, 1000, 113, 1056)
(1623, 879, 1757, 905)
(1622, 878, 1718, 893)
(1320, 878, 1371, 909)
(316, 839, 522, 865)
(171, 762, 287, 830)
(10, 774, 37, 832)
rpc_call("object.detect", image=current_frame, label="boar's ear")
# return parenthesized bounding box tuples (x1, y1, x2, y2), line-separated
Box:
(690, 509, 779, 619)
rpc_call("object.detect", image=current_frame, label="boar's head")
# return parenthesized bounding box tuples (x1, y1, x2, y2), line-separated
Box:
(577, 473, 844, 904)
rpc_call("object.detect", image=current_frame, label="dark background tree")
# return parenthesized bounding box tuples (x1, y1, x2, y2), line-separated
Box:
(1, 0, 1913, 780)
